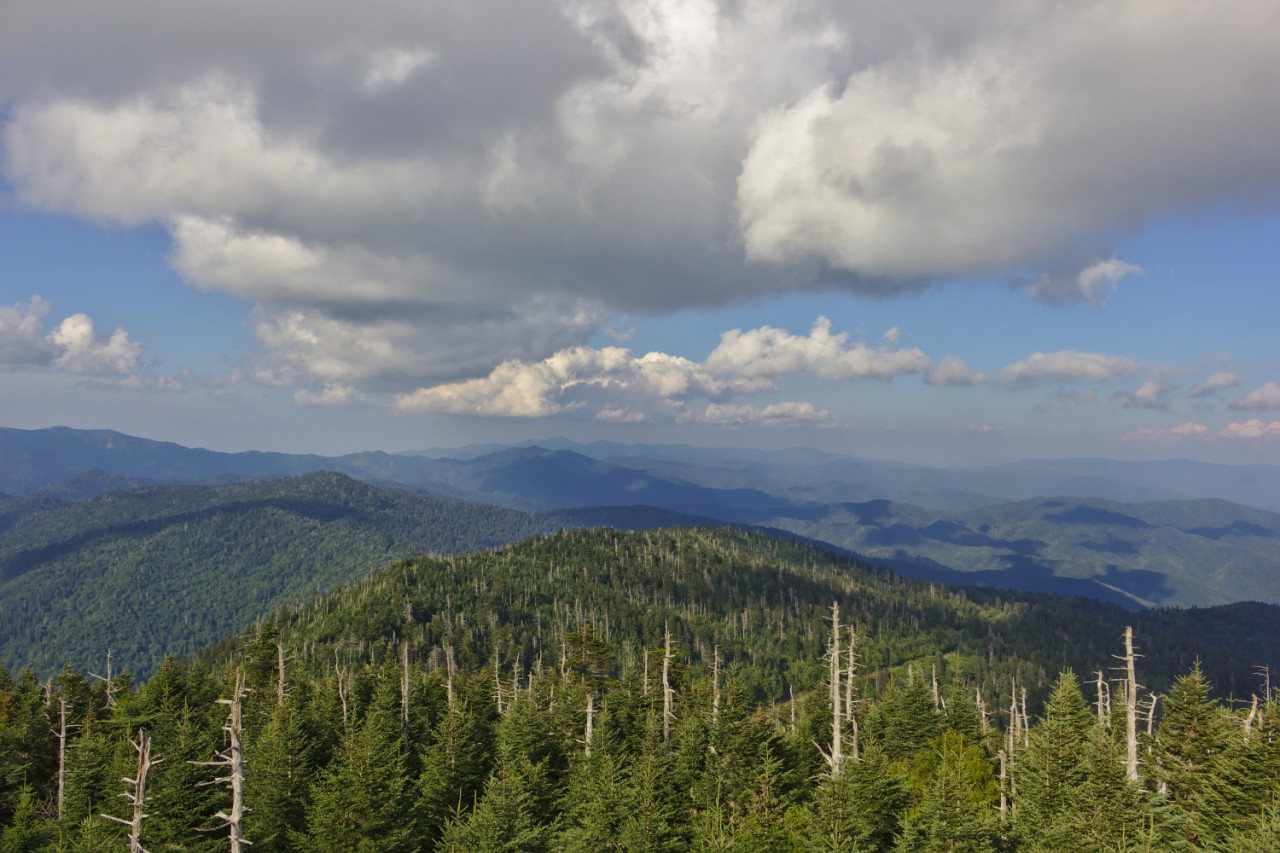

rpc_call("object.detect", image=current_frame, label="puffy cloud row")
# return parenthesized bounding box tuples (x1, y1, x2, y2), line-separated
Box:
(394, 345, 772, 420)
(1125, 421, 1280, 442)
(0, 297, 146, 378)
(393, 317, 933, 423)
(704, 317, 929, 381)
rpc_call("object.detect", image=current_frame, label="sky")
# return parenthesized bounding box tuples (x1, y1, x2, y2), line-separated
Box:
(1, 0, 1278, 465)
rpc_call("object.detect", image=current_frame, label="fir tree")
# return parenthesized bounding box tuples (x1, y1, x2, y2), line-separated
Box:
(438, 757, 551, 853)
(299, 688, 413, 852)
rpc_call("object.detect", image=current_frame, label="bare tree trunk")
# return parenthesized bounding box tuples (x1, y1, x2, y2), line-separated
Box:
(277, 641, 287, 707)
(103, 728, 160, 853)
(401, 641, 411, 747)
(91, 649, 119, 710)
(711, 646, 721, 721)
(1245, 694, 1259, 742)
(494, 648, 505, 715)
(643, 649, 650, 696)
(445, 645, 456, 708)
(1122, 626, 1140, 783)
(584, 691, 595, 757)
(662, 625, 675, 748)
(976, 687, 989, 734)
(1006, 691, 1019, 816)
(52, 698, 77, 820)
(191, 670, 249, 852)
(335, 659, 349, 729)
(823, 602, 843, 776)
(1021, 687, 1030, 748)
(845, 634, 859, 762)
(1095, 670, 1108, 727)
(998, 748, 1008, 823)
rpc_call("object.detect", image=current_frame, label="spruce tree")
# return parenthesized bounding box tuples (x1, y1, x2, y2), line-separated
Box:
(1015, 669, 1094, 842)
(438, 757, 550, 853)
(895, 731, 1000, 852)
(299, 679, 413, 853)
(1153, 662, 1245, 845)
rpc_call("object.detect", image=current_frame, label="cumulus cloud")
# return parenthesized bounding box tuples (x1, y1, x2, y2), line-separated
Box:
(1187, 371, 1243, 398)
(997, 350, 1139, 387)
(0, 297, 53, 365)
(5, 0, 1277, 398)
(1229, 382, 1280, 412)
(45, 314, 143, 375)
(1110, 380, 1175, 411)
(1029, 259, 1143, 306)
(705, 317, 929, 381)
(925, 355, 985, 386)
(0, 297, 144, 377)
(677, 401, 837, 428)
(1219, 419, 1280, 440)
(737, 0, 1280, 284)
(394, 345, 767, 419)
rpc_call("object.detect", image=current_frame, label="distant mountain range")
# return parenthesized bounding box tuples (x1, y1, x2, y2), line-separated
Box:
(0, 470, 709, 676)
(737, 496, 1280, 609)
(6, 426, 1280, 512)
(3, 425, 1278, 624)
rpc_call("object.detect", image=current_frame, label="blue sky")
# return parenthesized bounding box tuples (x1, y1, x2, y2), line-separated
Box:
(2, 0, 1278, 465)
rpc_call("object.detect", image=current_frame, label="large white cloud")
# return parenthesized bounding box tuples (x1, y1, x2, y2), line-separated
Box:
(394, 344, 769, 418)
(705, 317, 929, 381)
(738, 0, 1280, 291)
(0, 297, 145, 378)
(997, 350, 1139, 387)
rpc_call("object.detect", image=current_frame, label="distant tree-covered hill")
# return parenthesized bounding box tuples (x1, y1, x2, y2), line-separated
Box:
(239, 526, 1280, 707)
(6, 425, 1280, 613)
(743, 496, 1280, 608)
(0, 472, 708, 677)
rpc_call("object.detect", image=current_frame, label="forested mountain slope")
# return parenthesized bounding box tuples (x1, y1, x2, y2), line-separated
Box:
(244, 527, 1280, 705)
(2, 527, 1276, 851)
(0, 473, 708, 677)
(6, 425, 1280, 615)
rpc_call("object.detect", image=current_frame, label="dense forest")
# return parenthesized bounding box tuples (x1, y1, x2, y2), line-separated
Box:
(0, 473, 705, 677)
(1, 528, 1277, 850)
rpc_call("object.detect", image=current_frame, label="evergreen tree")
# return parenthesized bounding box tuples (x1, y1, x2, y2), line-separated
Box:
(244, 701, 314, 851)
(555, 750, 630, 852)
(1153, 662, 1245, 845)
(1015, 669, 1094, 843)
(299, 686, 413, 852)
(0, 783, 53, 853)
(438, 757, 550, 853)
(895, 731, 1000, 852)
(416, 696, 493, 847)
